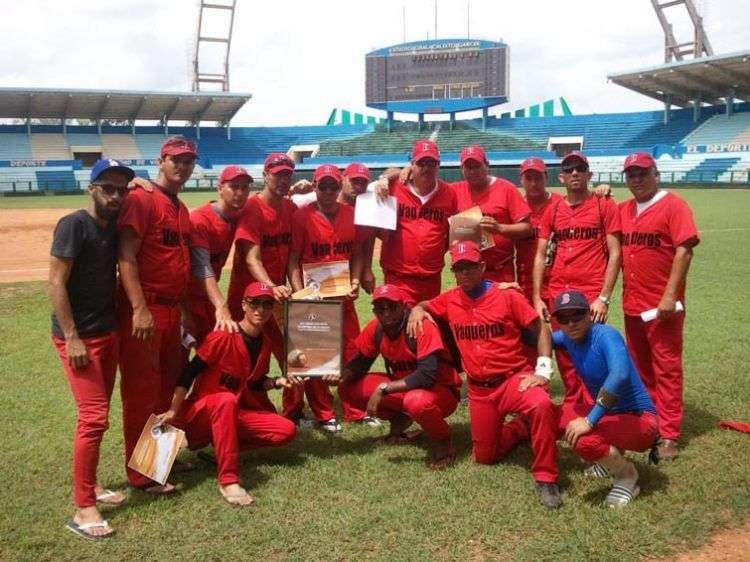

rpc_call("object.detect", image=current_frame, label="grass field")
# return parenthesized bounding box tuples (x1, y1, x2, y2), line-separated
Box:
(1, 188, 749, 561)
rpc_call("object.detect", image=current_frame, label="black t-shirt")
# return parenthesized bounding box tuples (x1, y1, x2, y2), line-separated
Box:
(50, 209, 118, 338)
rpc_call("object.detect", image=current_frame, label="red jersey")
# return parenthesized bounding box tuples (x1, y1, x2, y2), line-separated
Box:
(355, 318, 461, 388)
(452, 177, 530, 280)
(117, 185, 191, 300)
(427, 284, 538, 382)
(380, 180, 457, 277)
(515, 192, 564, 301)
(619, 192, 699, 316)
(189, 329, 274, 400)
(188, 202, 236, 301)
(291, 202, 356, 265)
(538, 194, 621, 301)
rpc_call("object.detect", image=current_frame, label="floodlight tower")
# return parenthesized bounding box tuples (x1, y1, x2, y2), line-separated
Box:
(651, 0, 714, 62)
(192, 0, 237, 92)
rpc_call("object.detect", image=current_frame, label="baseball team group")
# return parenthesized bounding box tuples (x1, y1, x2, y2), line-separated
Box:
(47, 136, 699, 539)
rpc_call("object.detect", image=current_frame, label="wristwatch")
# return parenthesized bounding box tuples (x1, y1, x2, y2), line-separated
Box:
(597, 295, 610, 306)
(377, 382, 390, 395)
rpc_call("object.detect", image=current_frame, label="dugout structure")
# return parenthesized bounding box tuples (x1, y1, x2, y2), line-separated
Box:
(365, 39, 509, 130)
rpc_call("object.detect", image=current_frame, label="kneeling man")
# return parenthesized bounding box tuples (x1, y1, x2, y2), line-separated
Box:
(158, 282, 297, 506)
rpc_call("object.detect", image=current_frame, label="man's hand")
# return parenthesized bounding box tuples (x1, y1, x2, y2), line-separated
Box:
(534, 298, 550, 323)
(361, 268, 376, 294)
(127, 177, 153, 192)
(274, 377, 294, 389)
(289, 179, 313, 196)
(66, 335, 90, 369)
(479, 215, 504, 234)
(656, 293, 679, 321)
(407, 306, 432, 338)
(214, 306, 238, 333)
(589, 299, 609, 324)
(497, 281, 521, 291)
(348, 280, 360, 300)
(593, 184, 612, 198)
(374, 178, 391, 202)
(286, 374, 310, 386)
(366, 388, 384, 417)
(322, 373, 341, 386)
(272, 285, 292, 301)
(156, 409, 177, 426)
(132, 305, 155, 340)
(518, 374, 549, 393)
(564, 417, 593, 448)
(398, 165, 412, 184)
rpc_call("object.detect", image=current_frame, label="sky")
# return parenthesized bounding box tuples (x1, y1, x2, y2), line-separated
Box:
(0, 0, 748, 126)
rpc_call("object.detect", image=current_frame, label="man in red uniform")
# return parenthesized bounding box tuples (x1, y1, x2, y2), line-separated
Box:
(619, 152, 699, 460)
(532, 150, 622, 406)
(188, 165, 253, 342)
(287, 164, 364, 432)
(452, 145, 532, 282)
(117, 136, 196, 493)
(342, 162, 378, 294)
(379, 139, 457, 305)
(337, 285, 461, 467)
(158, 282, 297, 506)
(408, 241, 561, 508)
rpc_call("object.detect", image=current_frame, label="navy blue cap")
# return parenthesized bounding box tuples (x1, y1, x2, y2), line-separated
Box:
(552, 290, 589, 315)
(90, 159, 135, 183)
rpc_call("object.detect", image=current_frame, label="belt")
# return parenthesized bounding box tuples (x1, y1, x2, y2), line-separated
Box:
(468, 366, 526, 388)
(143, 292, 183, 307)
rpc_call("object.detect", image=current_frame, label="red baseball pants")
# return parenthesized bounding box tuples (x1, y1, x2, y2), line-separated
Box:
(183, 392, 296, 486)
(383, 270, 442, 306)
(624, 313, 685, 441)
(187, 298, 216, 344)
(54, 332, 118, 508)
(468, 373, 559, 483)
(118, 301, 185, 488)
(558, 402, 658, 462)
(338, 373, 459, 440)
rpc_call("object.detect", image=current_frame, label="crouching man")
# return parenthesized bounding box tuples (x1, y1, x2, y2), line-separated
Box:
(158, 282, 298, 506)
(540, 289, 659, 507)
(335, 285, 462, 468)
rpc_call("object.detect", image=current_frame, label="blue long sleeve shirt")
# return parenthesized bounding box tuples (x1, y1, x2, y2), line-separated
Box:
(552, 324, 656, 425)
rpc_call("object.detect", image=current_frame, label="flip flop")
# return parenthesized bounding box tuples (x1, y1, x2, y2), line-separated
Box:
(605, 484, 640, 508)
(65, 519, 114, 541)
(96, 489, 126, 506)
(219, 486, 254, 507)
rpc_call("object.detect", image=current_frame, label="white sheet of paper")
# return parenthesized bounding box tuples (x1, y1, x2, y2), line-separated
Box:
(640, 301, 684, 322)
(354, 192, 398, 231)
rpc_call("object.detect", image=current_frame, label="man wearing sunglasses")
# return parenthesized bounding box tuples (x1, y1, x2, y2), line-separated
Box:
(117, 136, 196, 494)
(539, 290, 658, 507)
(408, 241, 561, 508)
(157, 282, 298, 507)
(532, 150, 622, 407)
(49, 159, 134, 540)
(287, 164, 365, 432)
(336, 284, 462, 468)
(187, 165, 253, 342)
(619, 152, 699, 461)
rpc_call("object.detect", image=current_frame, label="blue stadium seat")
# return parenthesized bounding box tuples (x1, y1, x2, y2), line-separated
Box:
(35, 170, 78, 190)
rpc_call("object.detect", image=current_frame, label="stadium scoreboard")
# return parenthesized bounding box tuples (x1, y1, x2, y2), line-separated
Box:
(365, 39, 509, 114)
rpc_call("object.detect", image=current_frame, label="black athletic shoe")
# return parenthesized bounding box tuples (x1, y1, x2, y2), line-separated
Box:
(535, 482, 563, 509)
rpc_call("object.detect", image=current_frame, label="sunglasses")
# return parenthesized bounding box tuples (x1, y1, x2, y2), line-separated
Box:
(266, 156, 293, 169)
(415, 159, 439, 168)
(556, 310, 588, 325)
(93, 183, 128, 197)
(561, 164, 589, 174)
(451, 262, 480, 274)
(244, 298, 275, 310)
(317, 183, 341, 192)
(372, 302, 400, 314)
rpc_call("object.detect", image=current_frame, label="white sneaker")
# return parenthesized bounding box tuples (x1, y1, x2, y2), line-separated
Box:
(361, 416, 382, 428)
(319, 418, 342, 433)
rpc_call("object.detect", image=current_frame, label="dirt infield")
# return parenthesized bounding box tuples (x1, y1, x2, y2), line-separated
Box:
(655, 521, 750, 562)
(0, 208, 69, 283)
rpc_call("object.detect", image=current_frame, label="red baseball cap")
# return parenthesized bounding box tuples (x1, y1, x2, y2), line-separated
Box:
(460, 145, 487, 165)
(313, 164, 342, 184)
(520, 157, 547, 175)
(343, 162, 370, 181)
(622, 152, 656, 171)
(161, 136, 198, 158)
(264, 153, 295, 174)
(243, 282, 274, 299)
(411, 139, 440, 163)
(372, 284, 406, 304)
(219, 165, 253, 184)
(561, 151, 589, 167)
(450, 241, 482, 265)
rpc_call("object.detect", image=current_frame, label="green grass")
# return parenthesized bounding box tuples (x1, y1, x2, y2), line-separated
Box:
(1, 189, 749, 561)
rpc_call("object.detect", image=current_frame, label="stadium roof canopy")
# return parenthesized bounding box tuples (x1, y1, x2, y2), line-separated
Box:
(0, 87, 252, 124)
(608, 50, 750, 107)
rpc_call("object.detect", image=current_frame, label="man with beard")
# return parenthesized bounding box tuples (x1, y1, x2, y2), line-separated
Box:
(49, 159, 134, 540)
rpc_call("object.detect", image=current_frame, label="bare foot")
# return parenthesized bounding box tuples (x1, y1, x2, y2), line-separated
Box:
(428, 438, 456, 470)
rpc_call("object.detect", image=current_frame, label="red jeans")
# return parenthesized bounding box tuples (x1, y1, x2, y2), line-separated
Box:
(183, 392, 296, 486)
(54, 332, 118, 507)
(558, 402, 658, 462)
(383, 270, 442, 306)
(468, 373, 559, 483)
(625, 314, 685, 441)
(338, 373, 459, 440)
(119, 301, 185, 487)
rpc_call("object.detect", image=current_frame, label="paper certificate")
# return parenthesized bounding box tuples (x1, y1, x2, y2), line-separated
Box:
(127, 414, 187, 485)
(354, 191, 398, 231)
(294, 260, 352, 299)
(448, 206, 495, 250)
(284, 300, 343, 377)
